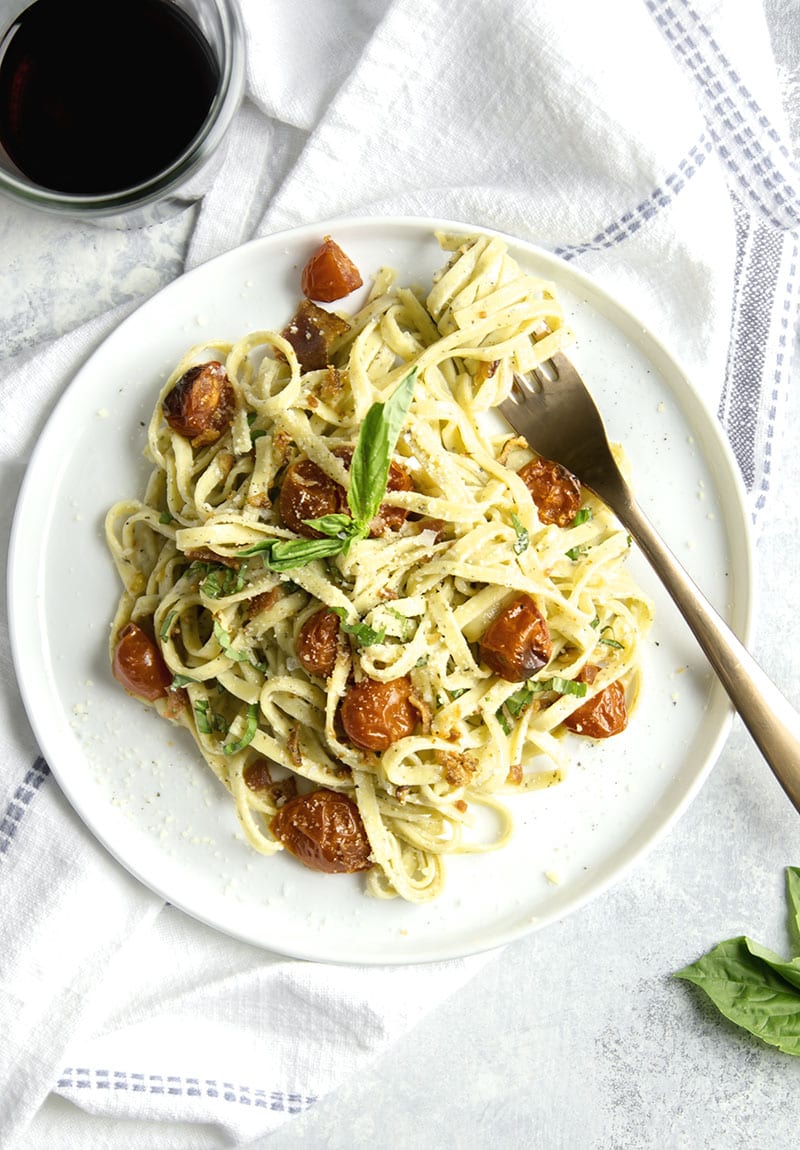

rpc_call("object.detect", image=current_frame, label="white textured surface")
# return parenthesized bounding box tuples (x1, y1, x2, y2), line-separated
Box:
(3, 10, 800, 1149)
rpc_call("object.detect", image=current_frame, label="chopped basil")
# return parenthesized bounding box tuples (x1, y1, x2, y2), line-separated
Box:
(159, 610, 177, 640)
(224, 703, 259, 755)
(169, 673, 197, 689)
(571, 507, 592, 527)
(159, 509, 174, 524)
(330, 607, 386, 646)
(598, 625, 624, 650)
(200, 565, 246, 599)
(565, 544, 588, 561)
(496, 675, 587, 731)
(213, 620, 251, 662)
(511, 513, 529, 555)
(194, 698, 229, 735)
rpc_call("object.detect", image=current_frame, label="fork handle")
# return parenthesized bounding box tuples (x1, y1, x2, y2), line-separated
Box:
(614, 491, 800, 813)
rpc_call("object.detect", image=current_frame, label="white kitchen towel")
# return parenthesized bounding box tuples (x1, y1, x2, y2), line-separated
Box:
(1, 1, 799, 1147)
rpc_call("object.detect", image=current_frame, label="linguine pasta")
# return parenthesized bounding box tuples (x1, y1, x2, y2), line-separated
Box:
(105, 231, 653, 903)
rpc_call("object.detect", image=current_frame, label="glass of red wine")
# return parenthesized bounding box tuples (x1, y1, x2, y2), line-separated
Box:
(0, 0, 245, 225)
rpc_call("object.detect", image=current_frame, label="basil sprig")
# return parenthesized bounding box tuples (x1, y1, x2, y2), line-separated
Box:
(674, 867, 800, 1056)
(238, 369, 417, 572)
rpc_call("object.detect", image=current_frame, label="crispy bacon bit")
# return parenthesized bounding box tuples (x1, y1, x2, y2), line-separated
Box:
(248, 587, 281, 619)
(272, 430, 292, 464)
(287, 726, 304, 769)
(280, 299, 350, 372)
(246, 492, 272, 509)
(320, 365, 346, 402)
(185, 547, 242, 569)
(498, 435, 529, 467)
(506, 763, 524, 786)
(474, 359, 500, 385)
(416, 517, 446, 542)
(436, 749, 478, 787)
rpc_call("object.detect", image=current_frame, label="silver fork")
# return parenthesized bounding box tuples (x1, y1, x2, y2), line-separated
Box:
(499, 351, 800, 813)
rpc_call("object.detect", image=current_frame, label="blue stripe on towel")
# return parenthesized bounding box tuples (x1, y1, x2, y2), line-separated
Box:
(57, 1067, 318, 1114)
(0, 757, 50, 858)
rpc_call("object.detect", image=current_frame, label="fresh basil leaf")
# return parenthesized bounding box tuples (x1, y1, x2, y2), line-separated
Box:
(675, 935, 800, 1055)
(788, 867, 800, 957)
(224, 703, 259, 755)
(264, 537, 346, 571)
(236, 539, 277, 557)
(348, 369, 416, 525)
(571, 507, 592, 527)
(303, 513, 359, 539)
(511, 513, 529, 555)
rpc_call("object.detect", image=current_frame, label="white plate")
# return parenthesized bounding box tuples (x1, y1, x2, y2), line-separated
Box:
(8, 217, 753, 964)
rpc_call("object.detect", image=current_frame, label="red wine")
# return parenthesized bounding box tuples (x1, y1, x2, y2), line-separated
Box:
(0, 0, 220, 195)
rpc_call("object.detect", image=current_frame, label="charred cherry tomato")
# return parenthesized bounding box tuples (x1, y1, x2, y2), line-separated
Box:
(296, 608, 340, 678)
(333, 446, 414, 535)
(278, 458, 347, 536)
(300, 236, 363, 302)
(163, 361, 235, 446)
(280, 299, 350, 371)
(479, 594, 552, 682)
(112, 621, 172, 701)
(340, 676, 418, 751)
(518, 455, 582, 527)
(270, 788, 372, 874)
(564, 678, 628, 739)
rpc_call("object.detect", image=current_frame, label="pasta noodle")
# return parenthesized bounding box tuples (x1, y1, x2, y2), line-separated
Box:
(106, 231, 654, 903)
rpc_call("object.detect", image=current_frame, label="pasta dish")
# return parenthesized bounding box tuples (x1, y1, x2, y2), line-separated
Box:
(105, 231, 653, 903)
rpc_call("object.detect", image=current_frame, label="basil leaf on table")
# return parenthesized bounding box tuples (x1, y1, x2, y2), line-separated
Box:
(674, 866, 800, 1056)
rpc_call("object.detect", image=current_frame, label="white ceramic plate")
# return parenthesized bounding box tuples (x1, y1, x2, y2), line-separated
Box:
(8, 217, 753, 964)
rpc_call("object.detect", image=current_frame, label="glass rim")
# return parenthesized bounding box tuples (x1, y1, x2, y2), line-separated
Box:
(0, 0, 246, 216)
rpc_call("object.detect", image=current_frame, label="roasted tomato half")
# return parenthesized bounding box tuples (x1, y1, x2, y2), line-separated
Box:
(270, 788, 372, 873)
